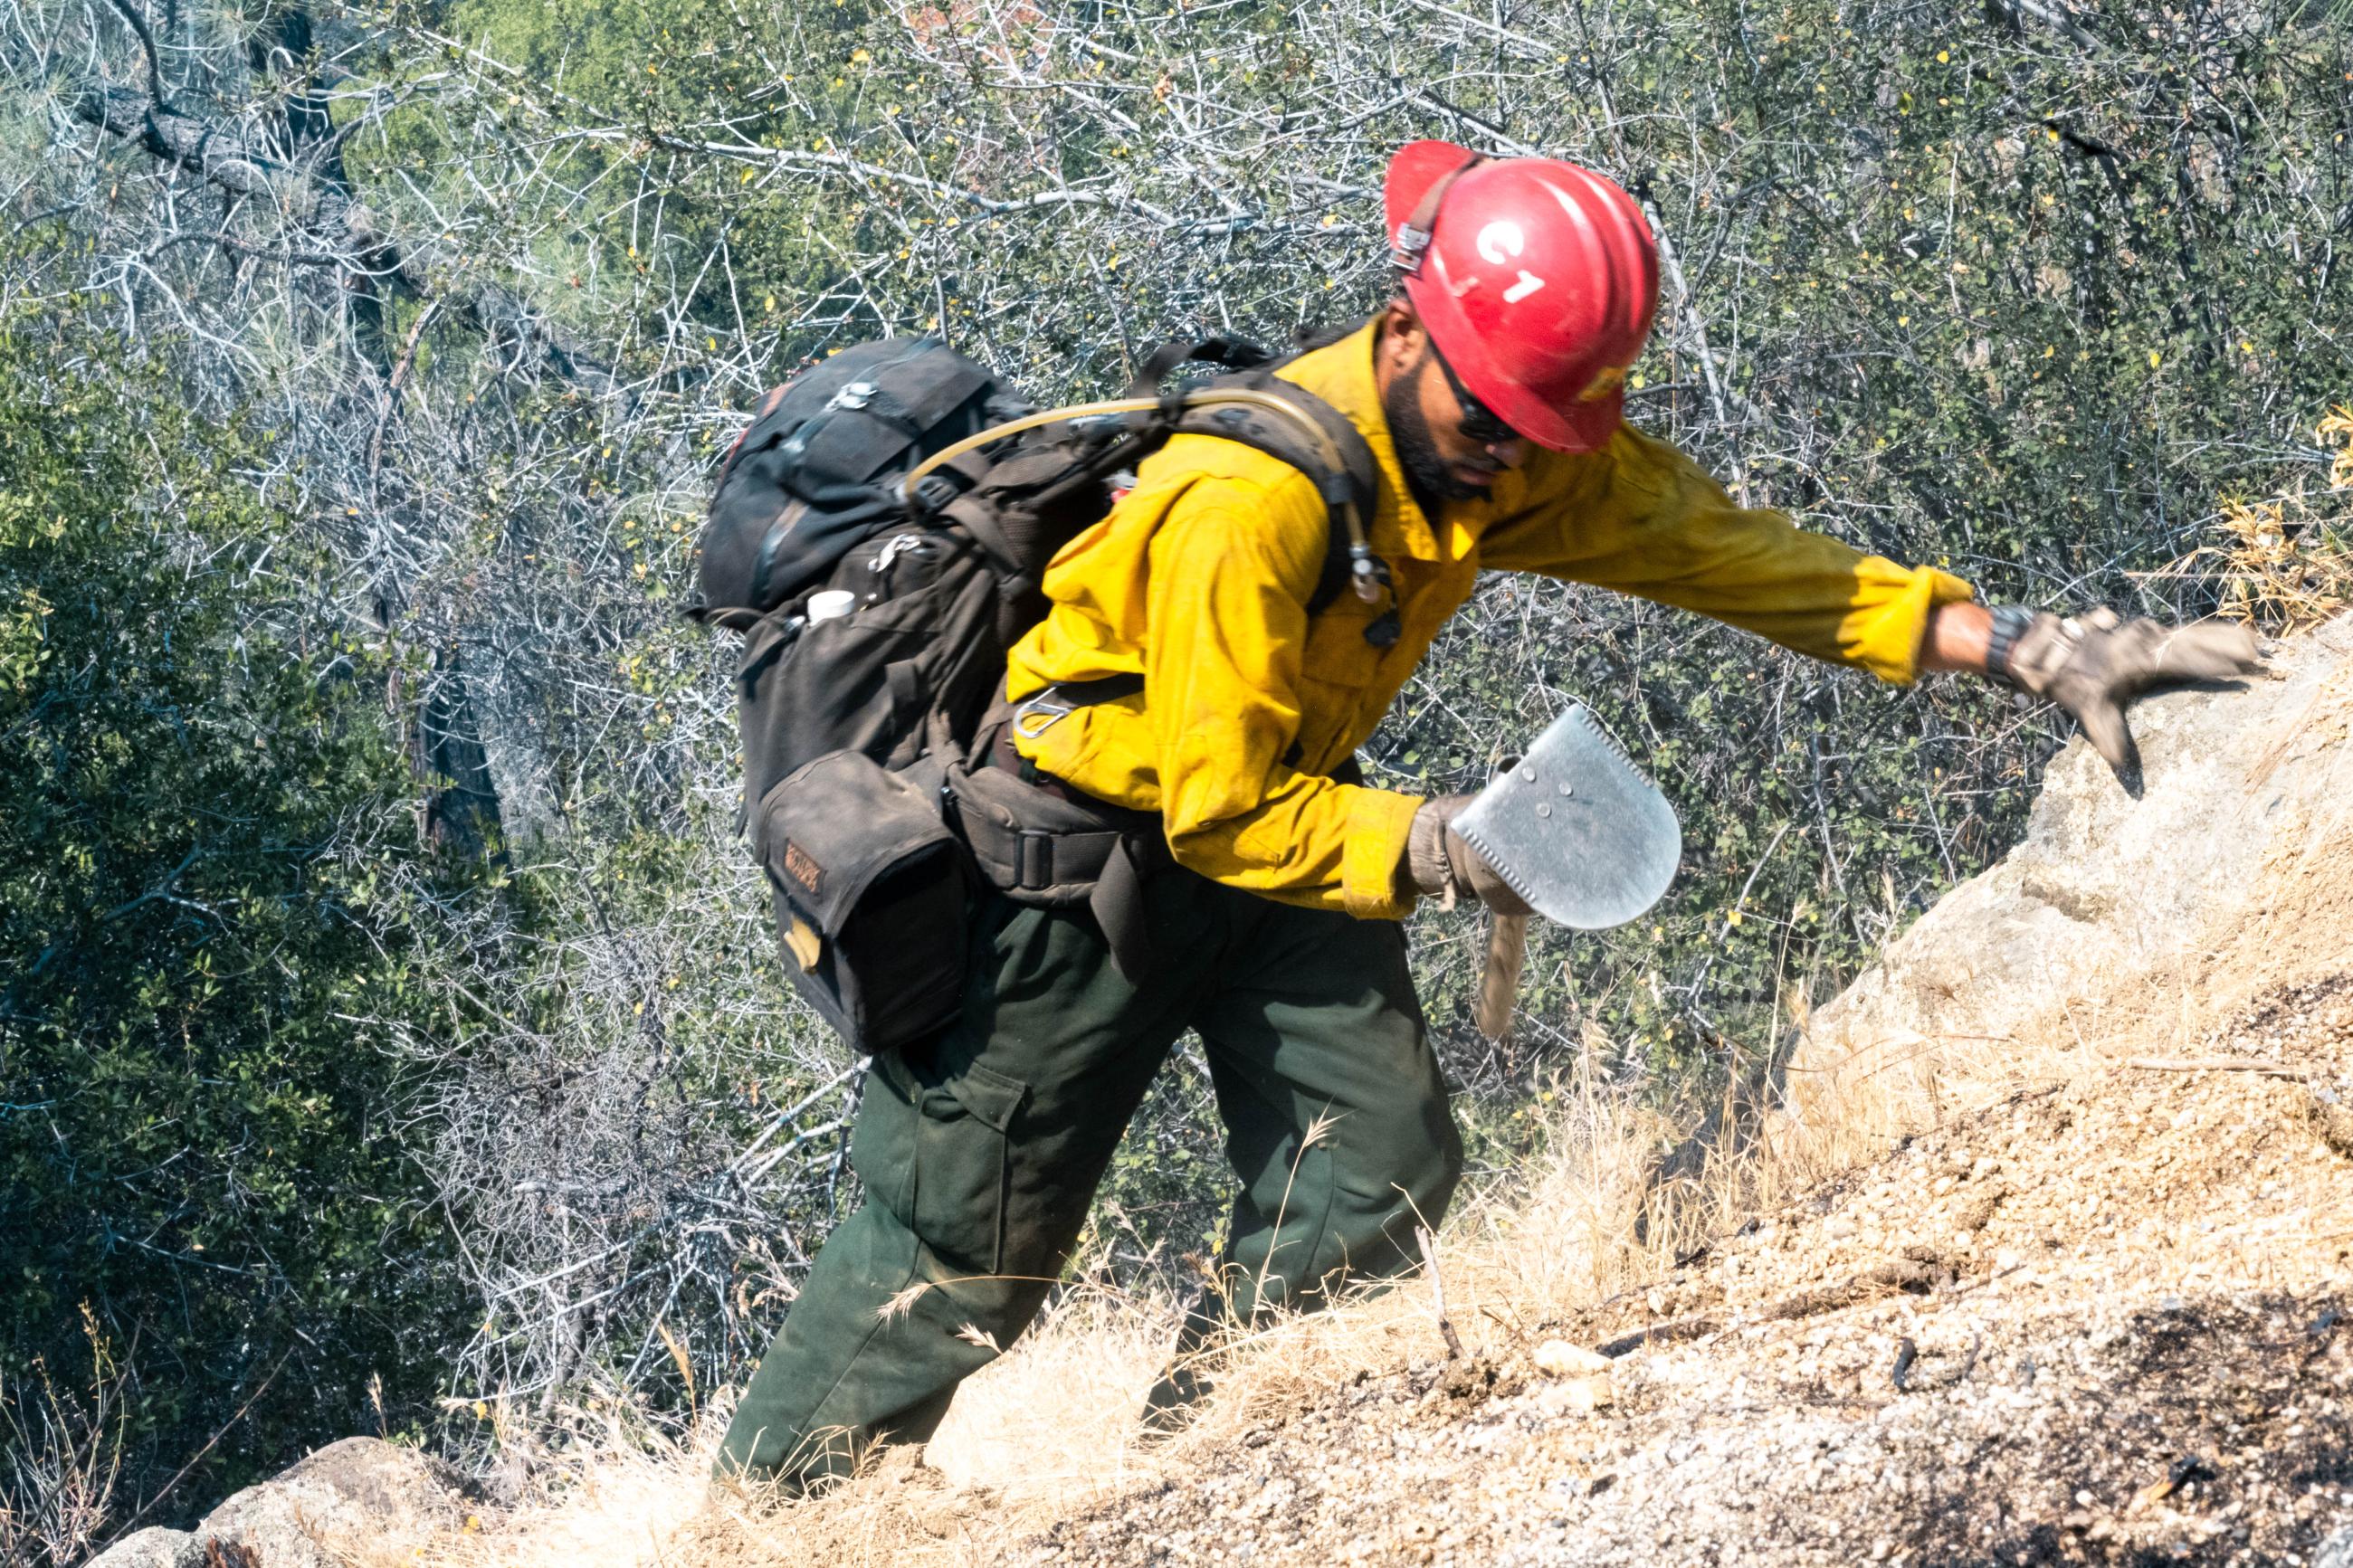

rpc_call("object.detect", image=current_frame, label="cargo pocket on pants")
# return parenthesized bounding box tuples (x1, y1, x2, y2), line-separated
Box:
(910, 1060, 1028, 1278)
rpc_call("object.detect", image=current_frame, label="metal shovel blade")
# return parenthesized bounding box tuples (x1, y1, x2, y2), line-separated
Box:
(1452, 704, 1681, 930)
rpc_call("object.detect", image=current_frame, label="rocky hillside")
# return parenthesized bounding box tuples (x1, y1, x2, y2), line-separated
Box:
(1795, 612, 2353, 1123)
(90, 1439, 478, 1568)
(1015, 618, 2353, 1568)
(95, 618, 2353, 1568)
(1034, 1010, 2350, 1565)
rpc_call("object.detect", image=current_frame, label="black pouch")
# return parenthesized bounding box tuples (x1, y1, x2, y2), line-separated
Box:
(755, 750, 970, 1052)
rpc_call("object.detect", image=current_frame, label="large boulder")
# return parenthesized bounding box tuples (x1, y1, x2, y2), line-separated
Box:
(1791, 612, 2353, 1117)
(88, 1438, 474, 1568)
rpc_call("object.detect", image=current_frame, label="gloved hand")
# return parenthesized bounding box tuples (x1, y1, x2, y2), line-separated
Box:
(2003, 608, 2262, 778)
(1403, 794, 1533, 915)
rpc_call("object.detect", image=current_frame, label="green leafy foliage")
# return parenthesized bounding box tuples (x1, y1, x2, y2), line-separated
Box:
(0, 326, 465, 1518)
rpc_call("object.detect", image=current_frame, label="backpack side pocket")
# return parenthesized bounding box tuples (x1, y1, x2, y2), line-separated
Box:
(755, 750, 971, 1052)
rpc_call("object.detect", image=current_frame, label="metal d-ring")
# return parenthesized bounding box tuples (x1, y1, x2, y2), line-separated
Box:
(1012, 688, 1077, 739)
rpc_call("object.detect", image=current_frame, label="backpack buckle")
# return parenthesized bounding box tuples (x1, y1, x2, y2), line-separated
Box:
(830, 380, 878, 412)
(912, 472, 963, 511)
(1015, 831, 1054, 890)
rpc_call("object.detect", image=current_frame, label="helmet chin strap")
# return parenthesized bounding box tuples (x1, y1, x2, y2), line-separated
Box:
(1389, 151, 1488, 276)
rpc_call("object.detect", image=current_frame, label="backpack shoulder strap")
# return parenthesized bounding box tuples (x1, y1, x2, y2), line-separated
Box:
(1123, 337, 1276, 398)
(1167, 371, 1382, 615)
(896, 347, 1386, 617)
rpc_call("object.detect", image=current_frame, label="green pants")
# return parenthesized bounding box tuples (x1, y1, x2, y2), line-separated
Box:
(714, 867, 1462, 1486)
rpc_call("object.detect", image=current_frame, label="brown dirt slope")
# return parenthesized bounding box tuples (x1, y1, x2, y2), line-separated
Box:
(385, 622, 2353, 1568)
(1026, 994, 2352, 1565)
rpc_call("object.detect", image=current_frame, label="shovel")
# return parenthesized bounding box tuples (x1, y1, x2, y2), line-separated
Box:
(1454, 704, 1681, 1040)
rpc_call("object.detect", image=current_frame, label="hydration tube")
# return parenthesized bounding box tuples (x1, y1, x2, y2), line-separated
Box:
(899, 387, 1381, 602)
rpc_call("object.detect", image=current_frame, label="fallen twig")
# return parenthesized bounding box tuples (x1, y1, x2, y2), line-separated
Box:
(1415, 1224, 1464, 1362)
(110, 1349, 292, 1540)
(1596, 1316, 1720, 1359)
(1765, 1259, 1939, 1323)
(2126, 1057, 2309, 1080)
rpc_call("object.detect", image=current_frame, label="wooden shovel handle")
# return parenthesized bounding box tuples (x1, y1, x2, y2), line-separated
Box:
(1474, 912, 1528, 1042)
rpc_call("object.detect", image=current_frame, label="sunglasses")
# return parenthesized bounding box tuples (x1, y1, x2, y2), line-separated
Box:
(1428, 341, 1526, 448)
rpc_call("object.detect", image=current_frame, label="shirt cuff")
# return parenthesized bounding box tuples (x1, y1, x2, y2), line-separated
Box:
(1868, 567, 1978, 686)
(1340, 787, 1426, 920)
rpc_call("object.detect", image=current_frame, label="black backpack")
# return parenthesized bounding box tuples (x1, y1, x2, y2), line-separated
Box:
(691, 333, 1380, 1051)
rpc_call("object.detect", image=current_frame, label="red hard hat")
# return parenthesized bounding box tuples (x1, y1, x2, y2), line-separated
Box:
(1385, 141, 1660, 453)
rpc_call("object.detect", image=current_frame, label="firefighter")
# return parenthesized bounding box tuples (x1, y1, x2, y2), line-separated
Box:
(713, 141, 2258, 1488)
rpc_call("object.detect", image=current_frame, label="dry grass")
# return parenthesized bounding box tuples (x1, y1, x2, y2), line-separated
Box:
(380, 971, 2325, 1568)
(394, 671, 2353, 1568)
(2143, 404, 2353, 632)
(387, 1023, 2041, 1568)
(0, 1307, 126, 1568)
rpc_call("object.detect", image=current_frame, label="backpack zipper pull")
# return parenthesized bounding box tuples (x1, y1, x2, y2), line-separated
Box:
(871, 532, 934, 576)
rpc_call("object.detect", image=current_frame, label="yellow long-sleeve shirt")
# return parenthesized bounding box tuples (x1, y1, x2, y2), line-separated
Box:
(1005, 319, 1974, 920)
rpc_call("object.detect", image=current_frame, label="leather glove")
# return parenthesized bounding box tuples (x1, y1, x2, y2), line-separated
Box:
(2001, 607, 2262, 778)
(1403, 794, 1533, 916)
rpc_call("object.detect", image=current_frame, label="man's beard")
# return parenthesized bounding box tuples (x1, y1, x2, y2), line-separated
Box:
(1382, 356, 1493, 508)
